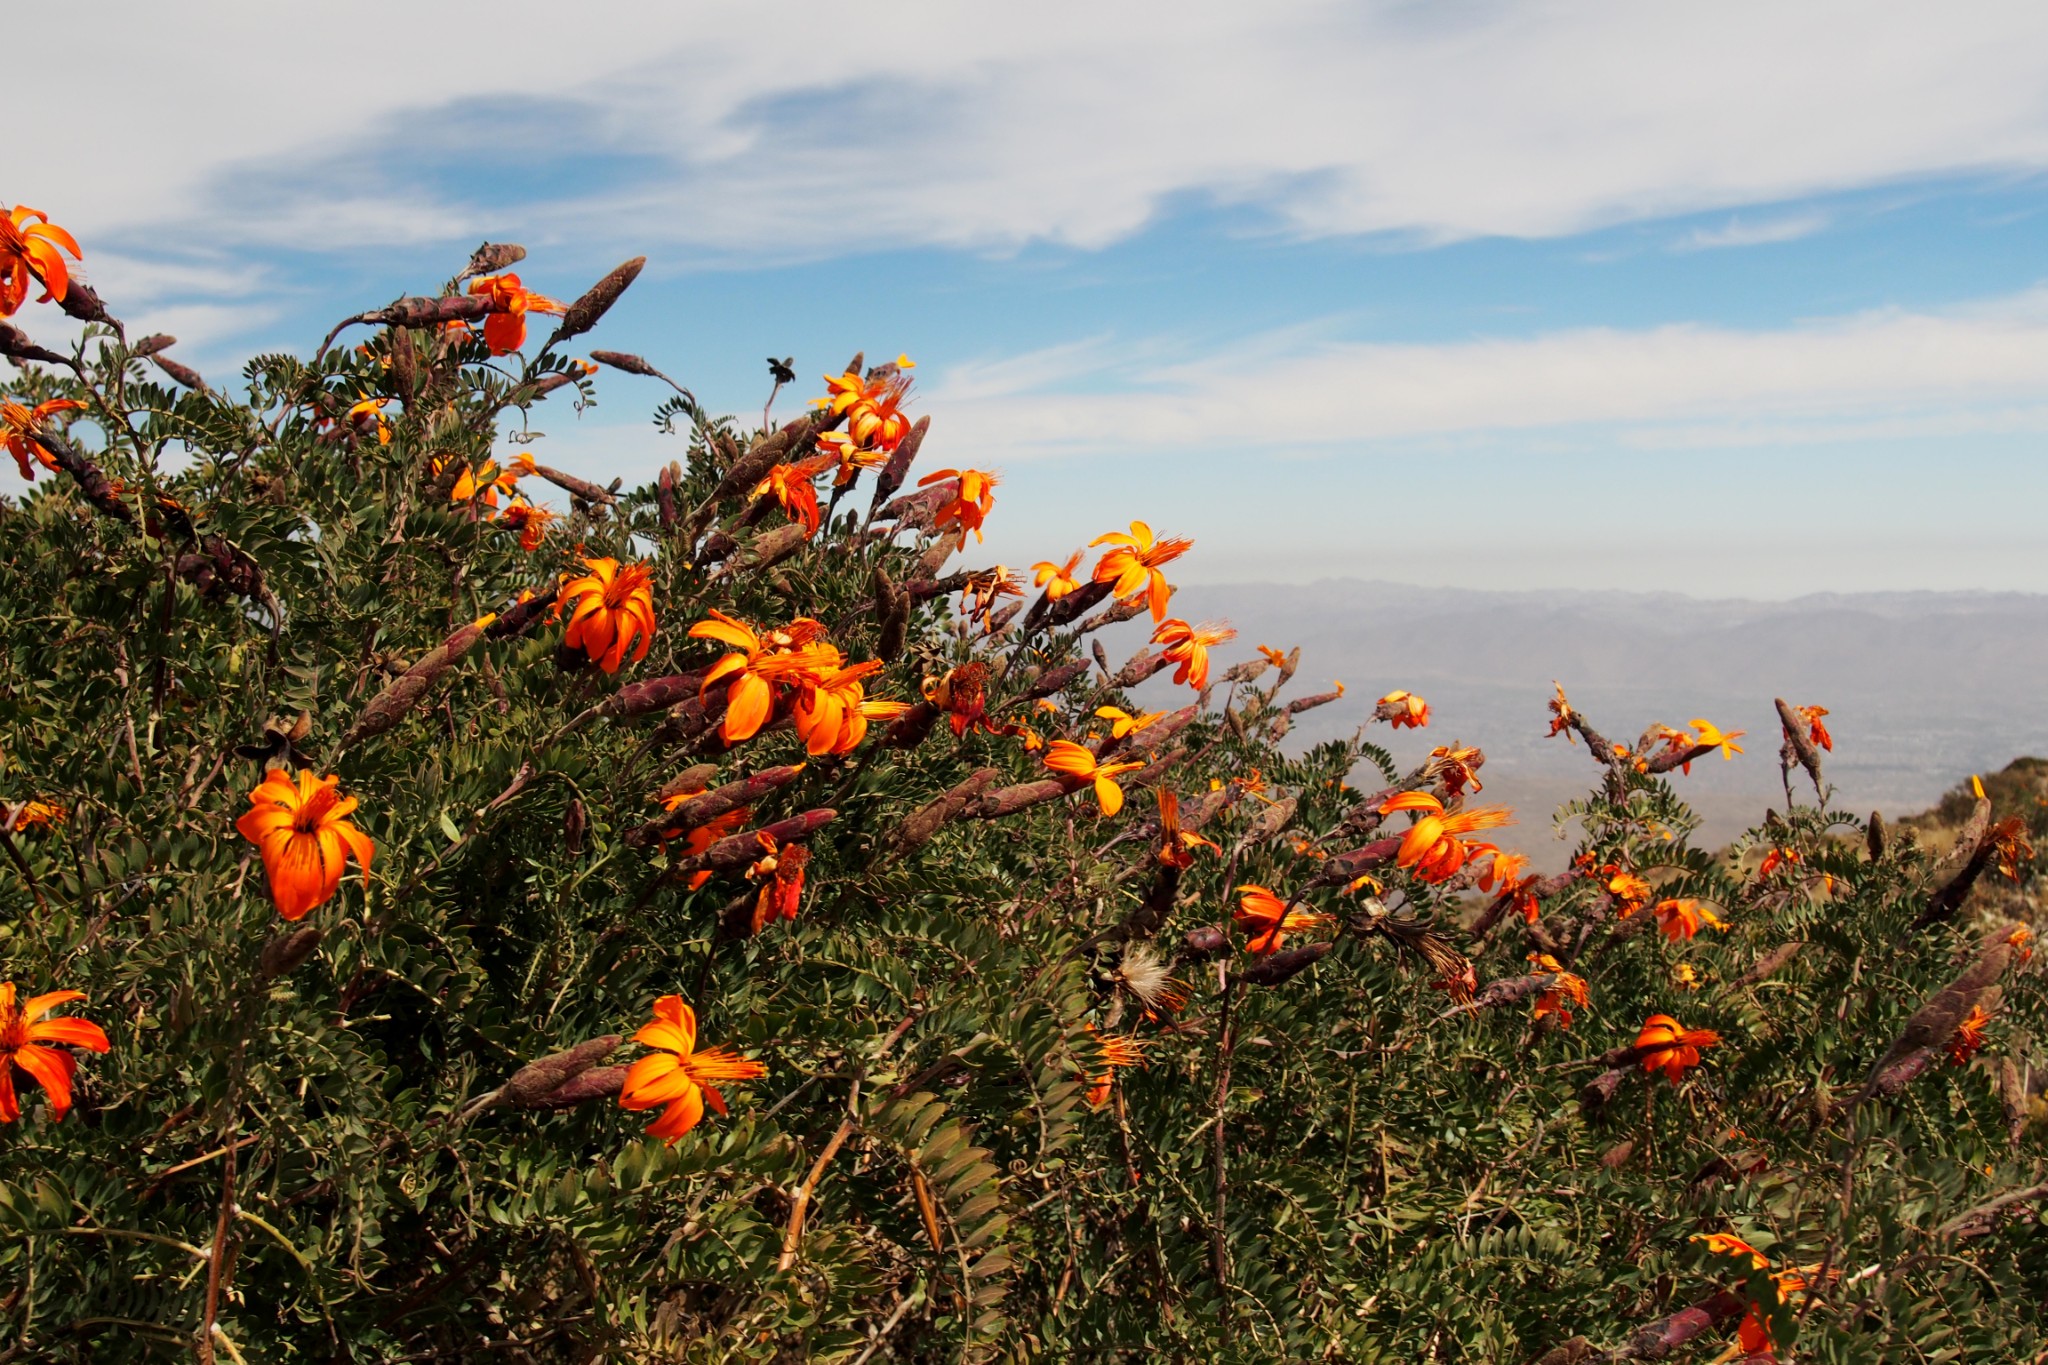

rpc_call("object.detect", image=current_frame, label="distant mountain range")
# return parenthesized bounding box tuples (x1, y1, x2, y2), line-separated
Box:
(1117, 582, 2048, 867)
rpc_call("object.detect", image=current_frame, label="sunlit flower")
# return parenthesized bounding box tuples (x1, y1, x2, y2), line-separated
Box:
(1635, 1013, 1721, 1083)
(497, 497, 555, 551)
(745, 834, 810, 933)
(2, 398, 82, 480)
(1650, 898, 1727, 941)
(1234, 884, 1333, 955)
(1044, 741, 1145, 817)
(1671, 962, 1702, 991)
(1377, 791, 1514, 884)
(1426, 744, 1485, 796)
(1689, 718, 1745, 762)
(1528, 953, 1590, 1029)
(960, 567, 1024, 629)
(1090, 521, 1193, 621)
(1605, 869, 1653, 916)
(1096, 706, 1165, 740)
(814, 431, 888, 486)
(756, 454, 836, 537)
(792, 659, 890, 756)
(560, 557, 657, 674)
(1155, 788, 1220, 868)
(0, 982, 109, 1123)
(1693, 1232, 1770, 1270)
(692, 611, 832, 744)
(816, 365, 915, 451)
(0, 205, 83, 316)
(1152, 618, 1235, 691)
(656, 790, 753, 891)
(1546, 682, 1576, 741)
(235, 770, 375, 920)
(2007, 924, 2033, 965)
(1031, 550, 1084, 600)
(1256, 645, 1290, 669)
(619, 994, 767, 1141)
(1084, 1026, 1143, 1108)
(1376, 691, 1430, 730)
(468, 273, 567, 355)
(919, 468, 998, 542)
(4, 799, 66, 832)
(1946, 1004, 1992, 1066)
(348, 395, 393, 445)
(1757, 846, 1802, 879)
(1480, 851, 1540, 922)
(434, 455, 513, 506)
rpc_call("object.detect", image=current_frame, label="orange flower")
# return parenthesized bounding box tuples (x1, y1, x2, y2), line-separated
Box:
(919, 468, 998, 542)
(1650, 898, 1726, 941)
(1546, 682, 1576, 741)
(1757, 846, 1801, 879)
(1031, 550, 1084, 601)
(1481, 851, 1540, 922)
(1256, 645, 1289, 669)
(813, 431, 888, 486)
(755, 454, 836, 537)
(793, 659, 902, 756)
(816, 366, 914, 451)
(657, 793, 752, 891)
(2, 398, 83, 480)
(1084, 1026, 1144, 1108)
(1155, 789, 1220, 868)
(1606, 869, 1653, 915)
(0, 205, 83, 315)
(343, 394, 393, 446)
(1234, 884, 1333, 955)
(4, 799, 66, 832)
(1796, 704, 1833, 752)
(1427, 744, 1485, 796)
(498, 497, 555, 551)
(1528, 953, 1590, 1029)
(1946, 1003, 1992, 1066)
(746, 835, 809, 933)
(1376, 690, 1430, 730)
(692, 611, 832, 744)
(1043, 741, 1144, 817)
(1694, 1231, 1770, 1270)
(960, 567, 1024, 629)
(434, 455, 513, 506)
(468, 273, 566, 355)
(1096, 705, 1165, 740)
(1689, 718, 1745, 762)
(559, 557, 657, 674)
(235, 770, 375, 920)
(0, 982, 109, 1123)
(1671, 962, 1702, 991)
(1089, 521, 1193, 622)
(1990, 818, 2034, 883)
(1634, 1013, 1722, 1083)
(2008, 924, 2034, 965)
(1152, 618, 1235, 691)
(1377, 791, 1514, 884)
(618, 994, 767, 1142)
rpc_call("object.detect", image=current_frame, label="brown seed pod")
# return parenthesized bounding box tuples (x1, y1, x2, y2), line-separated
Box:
(600, 671, 709, 723)
(665, 808, 836, 882)
(525, 1064, 628, 1110)
(893, 768, 1003, 855)
(550, 256, 646, 345)
(484, 586, 558, 640)
(867, 414, 931, 513)
(56, 280, 113, 326)
(1181, 925, 1230, 962)
(1234, 941, 1332, 987)
(590, 349, 660, 377)
(0, 321, 70, 367)
(258, 926, 323, 980)
(152, 354, 208, 391)
(626, 765, 808, 848)
(461, 242, 527, 279)
(656, 461, 682, 528)
(382, 294, 494, 329)
(1111, 648, 1173, 689)
(129, 333, 176, 358)
(501, 1035, 621, 1108)
(342, 616, 495, 746)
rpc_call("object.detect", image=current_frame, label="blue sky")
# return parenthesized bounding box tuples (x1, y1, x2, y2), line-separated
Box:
(13, 1, 2048, 597)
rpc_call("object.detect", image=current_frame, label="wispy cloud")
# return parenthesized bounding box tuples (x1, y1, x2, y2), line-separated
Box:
(925, 286, 2048, 461)
(1672, 212, 1832, 251)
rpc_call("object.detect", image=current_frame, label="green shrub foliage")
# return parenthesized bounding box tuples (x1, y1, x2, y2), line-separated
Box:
(0, 235, 2042, 1362)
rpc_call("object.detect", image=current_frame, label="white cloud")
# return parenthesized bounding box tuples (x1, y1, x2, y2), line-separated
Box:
(922, 287, 2048, 460)
(15, 1, 2048, 261)
(1672, 213, 1832, 252)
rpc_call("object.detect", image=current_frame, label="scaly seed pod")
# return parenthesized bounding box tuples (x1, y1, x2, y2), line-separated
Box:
(550, 256, 646, 345)
(1311, 838, 1401, 888)
(893, 768, 1003, 855)
(33, 427, 131, 522)
(501, 1035, 621, 1108)
(130, 333, 176, 358)
(600, 671, 708, 723)
(666, 808, 836, 882)
(527, 1064, 628, 1109)
(521, 459, 617, 506)
(343, 615, 496, 746)
(1181, 925, 1229, 962)
(57, 280, 113, 326)
(971, 778, 1078, 819)
(1286, 687, 1345, 716)
(1235, 941, 1332, 987)
(382, 294, 494, 329)
(654, 764, 721, 804)
(0, 321, 70, 367)
(1024, 658, 1092, 701)
(152, 355, 207, 391)
(485, 587, 558, 640)
(1078, 595, 1149, 636)
(626, 765, 808, 848)
(1112, 648, 1173, 689)
(462, 242, 527, 279)
(1867, 810, 1887, 860)
(258, 926, 323, 980)
(1236, 796, 1298, 849)
(590, 349, 660, 377)
(656, 461, 682, 528)
(717, 522, 811, 578)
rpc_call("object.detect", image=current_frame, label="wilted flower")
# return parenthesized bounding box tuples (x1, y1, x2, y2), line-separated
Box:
(1155, 789, 1220, 868)
(1757, 846, 1802, 879)
(1796, 704, 1833, 751)
(1990, 818, 2034, 883)
(1671, 962, 1702, 991)
(1044, 741, 1144, 816)
(1234, 885, 1333, 955)
(497, 497, 555, 551)
(1090, 521, 1193, 621)
(1377, 791, 1513, 883)
(4, 799, 66, 832)
(1635, 1013, 1721, 1083)
(618, 994, 767, 1141)
(235, 770, 375, 920)
(1376, 691, 1430, 730)
(560, 557, 657, 674)
(2, 398, 82, 479)
(959, 567, 1024, 628)
(0, 982, 109, 1123)
(919, 468, 998, 542)
(0, 205, 83, 316)
(468, 273, 567, 355)
(1546, 682, 1576, 741)
(1426, 743, 1485, 796)
(1031, 550, 1084, 600)
(1479, 851, 1540, 922)
(1152, 618, 1235, 691)
(746, 835, 809, 933)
